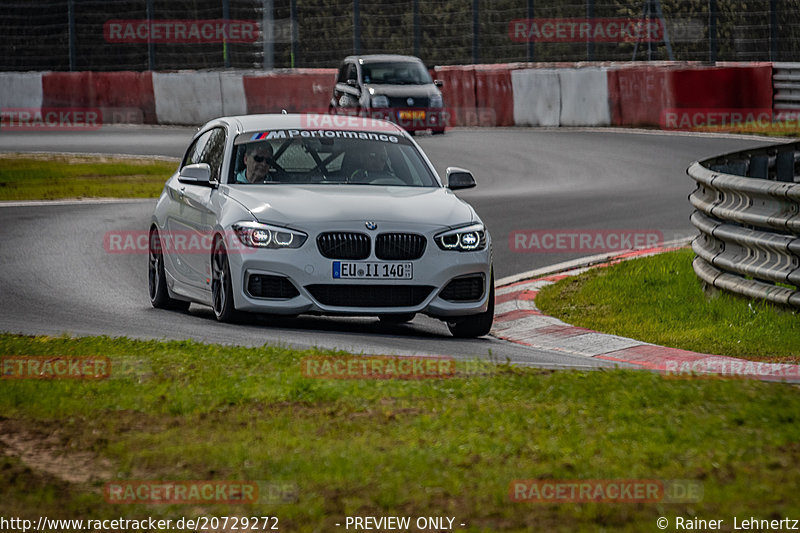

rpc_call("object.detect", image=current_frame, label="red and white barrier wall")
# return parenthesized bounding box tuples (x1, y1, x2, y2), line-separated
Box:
(438, 62, 773, 129)
(0, 63, 776, 129)
(152, 70, 336, 124)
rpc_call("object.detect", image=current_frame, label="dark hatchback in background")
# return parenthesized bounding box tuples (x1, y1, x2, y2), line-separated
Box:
(329, 54, 447, 134)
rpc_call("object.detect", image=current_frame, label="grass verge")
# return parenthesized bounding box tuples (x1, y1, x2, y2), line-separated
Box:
(689, 125, 799, 138)
(0, 153, 176, 200)
(536, 248, 799, 363)
(1, 333, 799, 532)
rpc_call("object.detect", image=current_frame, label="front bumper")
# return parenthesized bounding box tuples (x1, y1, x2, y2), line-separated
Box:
(227, 229, 491, 318)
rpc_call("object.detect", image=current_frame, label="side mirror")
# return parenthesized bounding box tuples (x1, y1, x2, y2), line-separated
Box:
(346, 78, 360, 89)
(434, 79, 444, 88)
(446, 167, 476, 190)
(178, 163, 216, 187)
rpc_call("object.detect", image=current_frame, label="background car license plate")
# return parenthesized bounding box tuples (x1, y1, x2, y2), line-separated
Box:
(332, 261, 412, 279)
(398, 110, 425, 120)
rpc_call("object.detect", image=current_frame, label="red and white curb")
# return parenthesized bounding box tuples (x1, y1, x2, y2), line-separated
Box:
(491, 244, 800, 382)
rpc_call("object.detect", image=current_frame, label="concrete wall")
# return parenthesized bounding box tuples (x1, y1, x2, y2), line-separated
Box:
(0, 72, 43, 109)
(512, 69, 561, 127)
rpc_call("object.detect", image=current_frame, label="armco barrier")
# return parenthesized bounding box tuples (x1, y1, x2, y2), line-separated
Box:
(773, 62, 800, 112)
(511, 69, 560, 127)
(0, 72, 43, 109)
(243, 69, 335, 114)
(688, 142, 800, 308)
(558, 67, 610, 126)
(43, 71, 156, 124)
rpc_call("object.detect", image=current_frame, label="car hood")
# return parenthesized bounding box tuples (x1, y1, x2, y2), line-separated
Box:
(223, 185, 474, 229)
(365, 83, 440, 99)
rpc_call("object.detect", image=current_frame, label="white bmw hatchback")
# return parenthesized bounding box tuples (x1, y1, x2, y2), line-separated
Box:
(148, 114, 494, 337)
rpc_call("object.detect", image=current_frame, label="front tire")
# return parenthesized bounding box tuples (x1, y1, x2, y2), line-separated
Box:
(446, 272, 495, 338)
(148, 227, 190, 311)
(211, 236, 240, 322)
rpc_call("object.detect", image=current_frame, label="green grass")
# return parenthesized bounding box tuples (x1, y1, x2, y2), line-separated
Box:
(1, 334, 799, 532)
(0, 154, 176, 200)
(537, 248, 800, 363)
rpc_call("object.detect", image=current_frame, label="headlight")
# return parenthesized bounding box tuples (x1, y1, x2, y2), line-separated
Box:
(429, 93, 443, 108)
(232, 221, 307, 249)
(371, 95, 390, 108)
(435, 223, 486, 252)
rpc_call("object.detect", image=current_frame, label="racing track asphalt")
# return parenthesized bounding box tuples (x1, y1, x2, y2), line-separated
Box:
(0, 126, 782, 369)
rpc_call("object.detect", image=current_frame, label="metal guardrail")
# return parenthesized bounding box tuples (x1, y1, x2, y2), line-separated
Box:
(687, 141, 800, 308)
(774, 63, 800, 112)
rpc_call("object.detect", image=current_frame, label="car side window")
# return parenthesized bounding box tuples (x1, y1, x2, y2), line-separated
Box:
(336, 64, 349, 83)
(182, 127, 226, 182)
(346, 63, 357, 82)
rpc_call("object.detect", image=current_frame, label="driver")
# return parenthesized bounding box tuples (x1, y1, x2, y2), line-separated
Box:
(236, 142, 273, 183)
(351, 146, 388, 182)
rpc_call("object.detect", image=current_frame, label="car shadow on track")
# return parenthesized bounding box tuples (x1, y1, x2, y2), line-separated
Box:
(179, 304, 471, 341)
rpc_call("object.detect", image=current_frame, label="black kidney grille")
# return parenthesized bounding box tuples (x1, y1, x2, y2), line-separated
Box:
(317, 232, 370, 260)
(439, 274, 485, 302)
(306, 284, 434, 308)
(375, 233, 426, 260)
(247, 274, 299, 299)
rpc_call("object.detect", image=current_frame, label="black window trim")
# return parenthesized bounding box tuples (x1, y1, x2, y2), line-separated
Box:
(180, 126, 227, 182)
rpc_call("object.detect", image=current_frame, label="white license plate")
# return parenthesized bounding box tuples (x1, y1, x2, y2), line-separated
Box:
(332, 261, 413, 280)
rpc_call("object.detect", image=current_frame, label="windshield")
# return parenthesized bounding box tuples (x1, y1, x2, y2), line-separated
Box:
(230, 129, 439, 187)
(361, 61, 433, 85)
